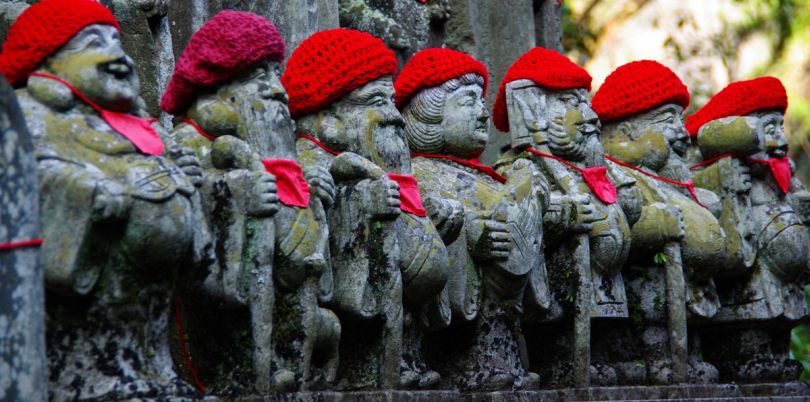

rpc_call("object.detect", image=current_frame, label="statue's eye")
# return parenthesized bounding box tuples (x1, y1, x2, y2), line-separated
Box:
(560, 95, 578, 106)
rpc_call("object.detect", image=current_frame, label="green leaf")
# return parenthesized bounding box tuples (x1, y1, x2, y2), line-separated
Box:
(653, 252, 668, 265)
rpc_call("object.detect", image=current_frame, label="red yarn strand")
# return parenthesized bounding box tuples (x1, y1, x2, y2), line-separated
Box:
(298, 133, 340, 156)
(0, 238, 44, 251)
(603, 154, 706, 208)
(181, 118, 217, 141)
(174, 297, 207, 394)
(411, 152, 506, 183)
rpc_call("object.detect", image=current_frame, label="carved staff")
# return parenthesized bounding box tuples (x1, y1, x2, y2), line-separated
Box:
(506, 80, 593, 387)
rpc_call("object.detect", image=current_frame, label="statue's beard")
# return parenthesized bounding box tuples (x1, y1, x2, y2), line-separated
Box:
(658, 151, 692, 183)
(549, 134, 604, 167)
(236, 93, 295, 159)
(370, 123, 411, 173)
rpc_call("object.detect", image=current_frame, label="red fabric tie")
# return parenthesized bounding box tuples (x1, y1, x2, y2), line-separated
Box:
(29, 72, 164, 156)
(261, 159, 311, 208)
(0, 238, 44, 251)
(526, 148, 617, 204)
(181, 118, 217, 141)
(750, 156, 791, 194)
(387, 173, 427, 217)
(411, 152, 506, 184)
(298, 133, 340, 156)
(604, 154, 706, 208)
(689, 153, 735, 170)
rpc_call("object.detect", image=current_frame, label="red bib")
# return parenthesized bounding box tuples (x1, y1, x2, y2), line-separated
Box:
(750, 156, 791, 194)
(526, 148, 617, 204)
(387, 173, 427, 217)
(261, 159, 311, 208)
(30, 72, 164, 156)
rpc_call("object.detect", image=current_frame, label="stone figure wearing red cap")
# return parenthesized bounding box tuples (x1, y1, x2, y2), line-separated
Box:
(283, 28, 450, 390)
(162, 11, 340, 393)
(397, 48, 545, 391)
(685, 77, 809, 382)
(0, 0, 211, 399)
(593, 60, 750, 385)
(492, 47, 643, 387)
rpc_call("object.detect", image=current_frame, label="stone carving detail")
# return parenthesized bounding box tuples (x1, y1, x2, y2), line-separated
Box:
(398, 49, 545, 391)
(685, 77, 809, 383)
(494, 48, 642, 387)
(162, 11, 339, 393)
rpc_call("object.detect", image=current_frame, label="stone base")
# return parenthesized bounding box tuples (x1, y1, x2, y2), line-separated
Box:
(128, 382, 810, 401)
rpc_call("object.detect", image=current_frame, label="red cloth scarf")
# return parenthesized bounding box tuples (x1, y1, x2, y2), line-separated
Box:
(411, 152, 506, 184)
(604, 154, 706, 208)
(526, 148, 617, 204)
(261, 159, 311, 208)
(298, 134, 428, 216)
(387, 173, 427, 217)
(30, 72, 164, 156)
(689, 153, 791, 195)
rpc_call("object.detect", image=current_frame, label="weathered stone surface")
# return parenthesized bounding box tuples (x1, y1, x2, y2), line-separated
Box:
(0, 73, 46, 402)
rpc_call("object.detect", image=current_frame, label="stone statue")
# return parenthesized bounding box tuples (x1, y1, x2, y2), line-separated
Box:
(0, 0, 211, 399)
(284, 28, 450, 389)
(337, 0, 450, 66)
(0, 75, 47, 402)
(685, 77, 809, 382)
(592, 60, 750, 385)
(493, 48, 642, 387)
(161, 11, 340, 393)
(396, 48, 545, 391)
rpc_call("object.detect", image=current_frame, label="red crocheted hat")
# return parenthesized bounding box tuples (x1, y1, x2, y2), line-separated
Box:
(591, 60, 690, 123)
(160, 10, 285, 115)
(492, 47, 592, 132)
(684, 76, 787, 137)
(394, 48, 488, 110)
(0, 0, 120, 87)
(282, 28, 397, 119)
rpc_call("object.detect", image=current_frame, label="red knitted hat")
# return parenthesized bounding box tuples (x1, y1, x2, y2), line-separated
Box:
(160, 10, 285, 115)
(394, 48, 488, 110)
(492, 47, 592, 132)
(0, 0, 120, 87)
(591, 60, 690, 123)
(282, 28, 397, 119)
(684, 76, 787, 137)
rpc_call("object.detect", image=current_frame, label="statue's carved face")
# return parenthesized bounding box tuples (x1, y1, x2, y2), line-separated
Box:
(542, 88, 601, 162)
(440, 83, 489, 158)
(45, 24, 139, 112)
(755, 110, 788, 158)
(602, 103, 684, 172)
(331, 77, 409, 171)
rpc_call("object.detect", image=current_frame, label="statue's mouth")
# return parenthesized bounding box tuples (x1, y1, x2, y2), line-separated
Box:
(671, 140, 687, 157)
(100, 59, 133, 80)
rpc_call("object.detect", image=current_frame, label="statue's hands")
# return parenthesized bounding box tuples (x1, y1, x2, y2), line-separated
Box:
(471, 212, 512, 261)
(647, 202, 685, 241)
(363, 177, 401, 220)
(725, 158, 752, 193)
(424, 196, 464, 244)
(246, 171, 279, 218)
(92, 182, 129, 223)
(305, 165, 336, 208)
(565, 193, 598, 233)
(170, 146, 204, 188)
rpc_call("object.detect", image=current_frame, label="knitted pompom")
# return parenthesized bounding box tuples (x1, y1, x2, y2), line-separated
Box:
(684, 76, 787, 137)
(394, 48, 488, 110)
(0, 0, 120, 87)
(591, 60, 690, 124)
(161, 10, 285, 115)
(492, 47, 592, 132)
(282, 28, 398, 119)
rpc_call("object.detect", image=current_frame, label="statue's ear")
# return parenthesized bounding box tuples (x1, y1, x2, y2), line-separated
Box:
(28, 73, 75, 112)
(616, 121, 633, 140)
(506, 80, 545, 149)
